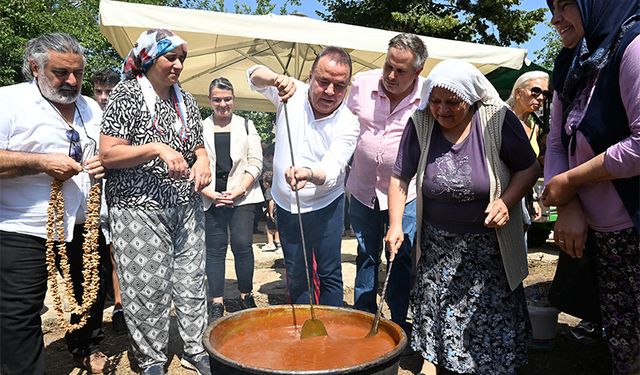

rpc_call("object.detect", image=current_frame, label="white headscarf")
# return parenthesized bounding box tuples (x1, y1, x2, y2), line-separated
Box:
(419, 59, 503, 109)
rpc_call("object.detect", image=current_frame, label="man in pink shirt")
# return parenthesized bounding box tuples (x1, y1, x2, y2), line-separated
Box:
(346, 33, 428, 334)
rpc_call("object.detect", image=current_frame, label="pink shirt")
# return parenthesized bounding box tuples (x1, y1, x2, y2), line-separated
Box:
(544, 35, 640, 232)
(346, 69, 424, 210)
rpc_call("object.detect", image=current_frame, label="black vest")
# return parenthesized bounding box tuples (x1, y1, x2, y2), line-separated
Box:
(562, 24, 640, 233)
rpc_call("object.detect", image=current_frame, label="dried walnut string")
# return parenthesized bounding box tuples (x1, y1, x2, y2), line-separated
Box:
(45, 179, 102, 332)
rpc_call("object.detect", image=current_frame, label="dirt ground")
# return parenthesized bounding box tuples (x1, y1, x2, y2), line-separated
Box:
(41, 235, 611, 375)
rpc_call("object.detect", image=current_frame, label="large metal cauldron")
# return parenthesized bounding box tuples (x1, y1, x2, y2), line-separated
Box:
(204, 305, 407, 375)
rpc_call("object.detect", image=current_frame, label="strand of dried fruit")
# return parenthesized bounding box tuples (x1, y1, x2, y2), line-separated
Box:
(45, 179, 102, 332)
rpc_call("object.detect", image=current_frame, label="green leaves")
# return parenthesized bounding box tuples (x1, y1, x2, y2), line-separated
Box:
(1, 0, 295, 143)
(535, 24, 562, 70)
(319, 0, 546, 47)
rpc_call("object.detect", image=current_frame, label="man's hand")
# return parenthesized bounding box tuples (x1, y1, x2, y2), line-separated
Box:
(484, 198, 510, 228)
(274, 74, 296, 102)
(44, 153, 83, 181)
(157, 143, 189, 180)
(189, 156, 211, 192)
(284, 166, 312, 191)
(83, 154, 105, 180)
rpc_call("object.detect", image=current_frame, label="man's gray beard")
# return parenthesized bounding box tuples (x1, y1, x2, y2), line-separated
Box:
(37, 74, 80, 105)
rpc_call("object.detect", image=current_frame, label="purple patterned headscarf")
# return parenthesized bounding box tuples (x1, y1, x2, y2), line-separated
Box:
(121, 29, 187, 80)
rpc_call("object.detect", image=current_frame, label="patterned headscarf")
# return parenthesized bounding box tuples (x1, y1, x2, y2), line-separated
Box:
(419, 59, 502, 109)
(121, 29, 187, 80)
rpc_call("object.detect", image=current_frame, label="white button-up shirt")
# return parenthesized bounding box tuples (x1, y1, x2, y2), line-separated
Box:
(247, 66, 360, 213)
(0, 81, 102, 241)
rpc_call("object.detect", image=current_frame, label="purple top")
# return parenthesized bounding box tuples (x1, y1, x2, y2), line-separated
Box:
(394, 108, 536, 233)
(544, 36, 640, 232)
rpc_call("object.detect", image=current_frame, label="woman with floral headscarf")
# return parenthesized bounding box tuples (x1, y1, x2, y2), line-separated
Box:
(386, 59, 539, 375)
(541, 1, 640, 373)
(99, 29, 211, 375)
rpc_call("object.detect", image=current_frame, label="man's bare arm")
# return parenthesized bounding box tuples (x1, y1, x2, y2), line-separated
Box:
(0, 149, 82, 180)
(249, 66, 296, 102)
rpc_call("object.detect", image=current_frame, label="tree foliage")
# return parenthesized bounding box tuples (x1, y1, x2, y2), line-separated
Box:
(535, 25, 562, 71)
(319, 0, 547, 47)
(1, 0, 296, 142)
(0, 0, 172, 91)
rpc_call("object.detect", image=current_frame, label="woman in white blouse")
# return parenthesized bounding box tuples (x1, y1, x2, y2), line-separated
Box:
(201, 77, 264, 322)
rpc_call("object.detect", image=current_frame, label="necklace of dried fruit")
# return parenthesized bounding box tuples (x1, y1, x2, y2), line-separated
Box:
(45, 179, 102, 332)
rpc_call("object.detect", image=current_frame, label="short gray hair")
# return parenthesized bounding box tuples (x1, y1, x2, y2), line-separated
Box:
(311, 46, 353, 80)
(22, 33, 86, 81)
(388, 33, 428, 70)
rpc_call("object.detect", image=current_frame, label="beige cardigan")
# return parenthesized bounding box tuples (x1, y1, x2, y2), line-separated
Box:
(411, 101, 528, 291)
(201, 114, 264, 210)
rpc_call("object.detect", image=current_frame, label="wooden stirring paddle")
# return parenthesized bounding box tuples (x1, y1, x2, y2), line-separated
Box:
(282, 102, 328, 340)
(367, 248, 394, 337)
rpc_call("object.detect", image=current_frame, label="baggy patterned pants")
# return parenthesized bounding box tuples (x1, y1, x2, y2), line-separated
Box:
(110, 203, 208, 370)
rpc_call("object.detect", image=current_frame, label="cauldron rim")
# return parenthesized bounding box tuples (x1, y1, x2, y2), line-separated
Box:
(203, 305, 408, 374)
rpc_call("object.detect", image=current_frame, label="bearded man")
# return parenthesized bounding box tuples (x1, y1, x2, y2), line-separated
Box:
(0, 33, 109, 374)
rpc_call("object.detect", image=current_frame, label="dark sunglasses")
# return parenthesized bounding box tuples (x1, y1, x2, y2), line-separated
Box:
(530, 86, 551, 98)
(66, 128, 83, 163)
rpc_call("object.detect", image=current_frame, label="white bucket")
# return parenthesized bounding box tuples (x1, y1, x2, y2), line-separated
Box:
(528, 304, 559, 340)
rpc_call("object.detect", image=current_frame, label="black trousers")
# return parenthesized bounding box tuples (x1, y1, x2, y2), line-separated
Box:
(0, 226, 108, 375)
(205, 204, 256, 297)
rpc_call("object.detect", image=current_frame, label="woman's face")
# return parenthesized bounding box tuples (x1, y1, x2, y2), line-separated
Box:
(550, 0, 585, 48)
(209, 87, 235, 120)
(428, 87, 472, 130)
(146, 46, 186, 88)
(516, 77, 549, 114)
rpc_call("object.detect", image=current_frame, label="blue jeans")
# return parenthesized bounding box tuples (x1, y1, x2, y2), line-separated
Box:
(276, 195, 344, 307)
(351, 197, 416, 327)
(205, 203, 256, 298)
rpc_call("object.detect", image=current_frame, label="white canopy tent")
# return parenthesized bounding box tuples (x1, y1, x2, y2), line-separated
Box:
(99, 0, 527, 111)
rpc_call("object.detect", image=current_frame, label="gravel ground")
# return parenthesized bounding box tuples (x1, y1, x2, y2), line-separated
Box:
(42, 237, 611, 374)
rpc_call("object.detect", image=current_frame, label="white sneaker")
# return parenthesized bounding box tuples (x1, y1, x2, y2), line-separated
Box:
(262, 243, 277, 251)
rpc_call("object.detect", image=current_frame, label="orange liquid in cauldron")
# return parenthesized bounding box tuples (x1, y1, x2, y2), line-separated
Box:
(215, 316, 397, 371)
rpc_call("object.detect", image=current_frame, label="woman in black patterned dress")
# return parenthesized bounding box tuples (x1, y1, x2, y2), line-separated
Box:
(99, 29, 211, 375)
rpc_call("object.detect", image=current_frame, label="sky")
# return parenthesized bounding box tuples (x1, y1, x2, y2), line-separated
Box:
(223, 0, 554, 64)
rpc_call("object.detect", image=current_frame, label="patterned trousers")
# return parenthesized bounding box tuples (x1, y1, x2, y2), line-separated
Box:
(594, 227, 640, 375)
(110, 203, 208, 370)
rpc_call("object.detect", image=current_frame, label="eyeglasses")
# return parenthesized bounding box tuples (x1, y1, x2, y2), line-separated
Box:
(66, 128, 83, 163)
(210, 96, 233, 104)
(530, 86, 551, 99)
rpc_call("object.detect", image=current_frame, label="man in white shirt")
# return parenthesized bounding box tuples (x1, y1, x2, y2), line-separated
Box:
(0, 33, 108, 374)
(247, 47, 359, 306)
(346, 33, 428, 335)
